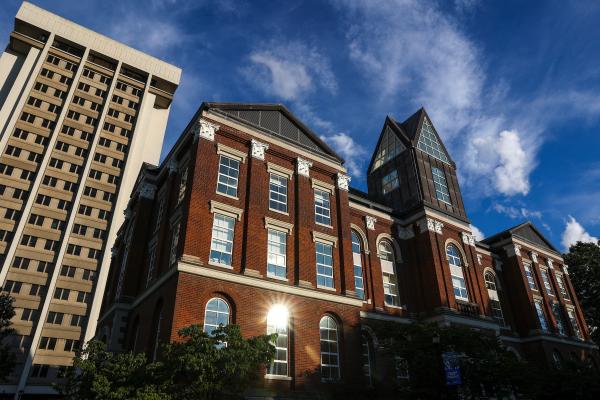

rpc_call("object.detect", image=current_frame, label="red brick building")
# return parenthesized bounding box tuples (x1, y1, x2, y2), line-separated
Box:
(97, 102, 598, 396)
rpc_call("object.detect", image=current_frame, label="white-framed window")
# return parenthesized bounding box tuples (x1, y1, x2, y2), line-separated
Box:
(382, 170, 399, 194)
(361, 334, 372, 385)
(216, 155, 239, 197)
(267, 306, 289, 377)
(379, 240, 400, 306)
(209, 214, 235, 266)
(431, 166, 450, 204)
(267, 229, 287, 278)
(314, 189, 331, 226)
(320, 316, 340, 381)
(203, 298, 230, 335)
(447, 244, 468, 301)
(169, 223, 180, 266)
(316, 242, 334, 288)
(555, 274, 569, 299)
(567, 309, 582, 339)
(524, 263, 537, 290)
(534, 300, 548, 331)
(540, 269, 554, 296)
(551, 303, 566, 335)
(351, 231, 365, 300)
(269, 174, 288, 213)
(484, 271, 505, 326)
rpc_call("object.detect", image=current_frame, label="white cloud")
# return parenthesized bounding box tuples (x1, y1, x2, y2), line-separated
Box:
(493, 130, 531, 195)
(470, 224, 485, 241)
(561, 216, 599, 250)
(492, 203, 542, 219)
(244, 42, 337, 101)
(322, 132, 368, 176)
(109, 17, 185, 56)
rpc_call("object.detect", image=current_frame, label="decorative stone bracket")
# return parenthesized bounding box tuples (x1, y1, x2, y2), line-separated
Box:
(297, 157, 312, 177)
(336, 173, 351, 191)
(365, 215, 377, 230)
(419, 218, 443, 234)
(251, 139, 269, 160)
(194, 118, 220, 141)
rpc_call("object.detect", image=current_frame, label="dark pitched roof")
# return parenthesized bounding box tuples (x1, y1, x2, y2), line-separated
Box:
(202, 102, 344, 164)
(482, 221, 560, 254)
(395, 107, 425, 141)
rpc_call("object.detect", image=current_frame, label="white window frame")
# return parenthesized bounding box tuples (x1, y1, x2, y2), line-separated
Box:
(447, 244, 469, 301)
(555, 274, 569, 299)
(540, 269, 554, 296)
(203, 298, 230, 335)
(534, 300, 548, 331)
(269, 173, 288, 213)
(524, 263, 537, 290)
(216, 154, 240, 198)
(320, 316, 340, 381)
(351, 231, 365, 300)
(315, 241, 334, 289)
(267, 308, 289, 377)
(379, 240, 400, 307)
(209, 213, 235, 267)
(314, 188, 331, 226)
(267, 228, 287, 279)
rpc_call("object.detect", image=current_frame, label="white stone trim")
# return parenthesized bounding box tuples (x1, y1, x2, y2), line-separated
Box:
(336, 173, 350, 191)
(250, 139, 269, 160)
(350, 224, 370, 254)
(267, 162, 294, 179)
(196, 118, 220, 141)
(264, 216, 294, 234)
(178, 262, 362, 306)
(531, 252, 539, 263)
(312, 231, 338, 247)
(365, 215, 377, 231)
(209, 200, 243, 221)
(418, 218, 443, 234)
(296, 157, 313, 177)
(216, 142, 247, 163)
(311, 178, 335, 194)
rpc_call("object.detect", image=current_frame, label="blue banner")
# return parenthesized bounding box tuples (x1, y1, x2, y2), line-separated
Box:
(442, 351, 462, 386)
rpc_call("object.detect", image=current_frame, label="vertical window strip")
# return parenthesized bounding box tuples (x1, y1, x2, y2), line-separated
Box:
(316, 242, 334, 288)
(524, 264, 537, 290)
(568, 310, 582, 339)
(209, 214, 235, 266)
(541, 270, 554, 295)
(431, 166, 451, 203)
(314, 189, 331, 226)
(552, 303, 566, 335)
(216, 155, 239, 197)
(269, 174, 288, 213)
(267, 309, 288, 376)
(351, 232, 365, 299)
(447, 245, 469, 301)
(267, 229, 287, 278)
(379, 241, 399, 306)
(535, 301, 548, 331)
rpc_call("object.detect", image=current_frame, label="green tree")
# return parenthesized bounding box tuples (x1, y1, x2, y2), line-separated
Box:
(58, 324, 275, 400)
(0, 293, 16, 381)
(563, 240, 600, 342)
(370, 321, 533, 399)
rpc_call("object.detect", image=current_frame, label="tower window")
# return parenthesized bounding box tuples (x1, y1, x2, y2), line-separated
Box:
(431, 167, 451, 204)
(382, 170, 399, 194)
(417, 117, 449, 163)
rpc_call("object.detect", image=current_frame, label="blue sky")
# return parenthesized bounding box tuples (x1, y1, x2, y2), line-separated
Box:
(1, 0, 599, 251)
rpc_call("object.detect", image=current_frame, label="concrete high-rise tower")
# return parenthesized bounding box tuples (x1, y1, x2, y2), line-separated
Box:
(0, 2, 180, 396)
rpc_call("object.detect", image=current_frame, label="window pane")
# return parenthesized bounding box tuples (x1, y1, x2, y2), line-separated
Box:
(314, 189, 331, 226)
(267, 229, 287, 278)
(209, 214, 235, 266)
(351, 232, 365, 299)
(316, 243, 334, 288)
(203, 298, 230, 334)
(320, 316, 340, 381)
(269, 174, 288, 213)
(431, 166, 450, 204)
(216, 155, 239, 197)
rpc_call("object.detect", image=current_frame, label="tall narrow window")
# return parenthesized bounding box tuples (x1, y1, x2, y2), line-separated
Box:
(534, 300, 548, 332)
(320, 316, 340, 381)
(552, 303, 566, 335)
(382, 170, 399, 194)
(267, 229, 287, 278)
(447, 244, 468, 301)
(152, 305, 163, 362)
(524, 263, 537, 290)
(361, 334, 372, 385)
(316, 242, 334, 288)
(269, 174, 288, 213)
(216, 155, 239, 197)
(203, 298, 230, 335)
(177, 167, 188, 204)
(169, 223, 180, 266)
(431, 166, 450, 204)
(351, 231, 365, 300)
(484, 271, 505, 326)
(314, 189, 331, 226)
(267, 305, 289, 377)
(379, 240, 399, 306)
(209, 214, 235, 266)
(540, 269, 554, 296)
(567, 309, 583, 339)
(555, 275, 569, 299)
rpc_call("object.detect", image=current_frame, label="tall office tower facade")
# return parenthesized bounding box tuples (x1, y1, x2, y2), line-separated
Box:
(0, 2, 181, 396)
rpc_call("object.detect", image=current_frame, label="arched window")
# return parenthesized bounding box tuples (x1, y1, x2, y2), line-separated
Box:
(379, 240, 399, 306)
(203, 298, 230, 335)
(320, 316, 340, 381)
(351, 231, 365, 300)
(447, 244, 468, 301)
(267, 305, 289, 377)
(361, 333, 373, 385)
(484, 271, 504, 326)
